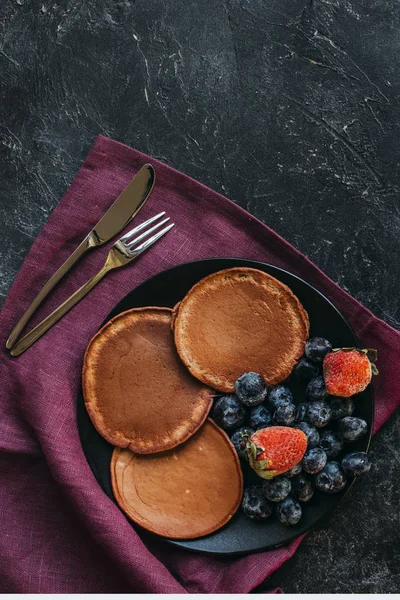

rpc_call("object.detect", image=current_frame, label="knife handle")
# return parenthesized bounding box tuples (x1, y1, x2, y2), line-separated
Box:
(6, 232, 98, 349)
(9, 263, 110, 357)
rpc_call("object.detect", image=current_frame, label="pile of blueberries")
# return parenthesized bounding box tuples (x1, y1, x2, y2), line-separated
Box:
(211, 337, 371, 526)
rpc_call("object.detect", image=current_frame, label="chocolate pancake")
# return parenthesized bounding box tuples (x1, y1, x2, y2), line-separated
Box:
(83, 308, 213, 454)
(111, 419, 243, 539)
(174, 267, 309, 392)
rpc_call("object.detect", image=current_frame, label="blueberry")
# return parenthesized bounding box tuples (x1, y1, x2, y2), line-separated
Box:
(293, 356, 320, 380)
(268, 385, 293, 411)
(306, 377, 328, 402)
(342, 452, 371, 477)
(306, 401, 332, 428)
(295, 403, 309, 424)
(314, 461, 347, 493)
(291, 473, 314, 502)
(283, 462, 303, 478)
(276, 496, 302, 525)
(319, 430, 343, 459)
(273, 402, 297, 426)
(230, 427, 255, 460)
(296, 421, 320, 448)
(211, 395, 247, 431)
(305, 337, 333, 363)
(249, 405, 272, 430)
(242, 486, 273, 519)
(235, 372, 268, 407)
(302, 447, 327, 474)
(262, 476, 291, 502)
(329, 396, 355, 420)
(338, 417, 368, 441)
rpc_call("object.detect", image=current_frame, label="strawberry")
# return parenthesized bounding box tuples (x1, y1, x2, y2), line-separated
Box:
(246, 426, 307, 480)
(323, 348, 378, 397)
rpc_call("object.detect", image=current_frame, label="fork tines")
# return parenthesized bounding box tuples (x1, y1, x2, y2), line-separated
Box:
(120, 212, 174, 255)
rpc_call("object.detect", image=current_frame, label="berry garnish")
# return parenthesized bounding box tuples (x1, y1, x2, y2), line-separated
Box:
(272, 402, 297, 426)
(306, 376, 327, 401)
(235, 372, 268, 407)
(314, 461, 347, 493)
(341, 452, 371, 477)
(319, 430, 343, 459)
(305, 337, 333, 363)
(230, 427, 255, 460)
(283, 462, 303, 477)
(276, 496, 302, 525)
(249, 404, 272, 430)
(242, 486, 273, 519)
(262, 476, 291, 502)
(323, 348, 378, 397)
(302, 447, 327, 474)
(306, 401, 332, 428)
(295, 402, 309, 424)
(329, 396, 354, 420)
(293, 356, 320, 379)
(296, 421, 320, 448)
(268, 385, 293, 411)
(211, 395, 247, 430)
(338, 416, 368, 441)
(246, 426, 307, 479)
(291, 473, 314, 502)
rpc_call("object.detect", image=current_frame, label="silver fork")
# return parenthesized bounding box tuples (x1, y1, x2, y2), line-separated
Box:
(10, 212, 174, 357)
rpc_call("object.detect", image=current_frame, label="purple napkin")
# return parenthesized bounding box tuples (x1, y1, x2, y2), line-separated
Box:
(0, 135, 399, 593)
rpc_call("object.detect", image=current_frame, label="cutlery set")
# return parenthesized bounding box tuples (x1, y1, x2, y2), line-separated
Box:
(7, 164, 174, 356)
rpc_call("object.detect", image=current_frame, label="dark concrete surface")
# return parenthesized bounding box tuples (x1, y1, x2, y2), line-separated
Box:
(1, 0, 399, 593)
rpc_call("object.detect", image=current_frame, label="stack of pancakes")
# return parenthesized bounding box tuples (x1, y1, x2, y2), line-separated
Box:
(82, 267, 309, 539)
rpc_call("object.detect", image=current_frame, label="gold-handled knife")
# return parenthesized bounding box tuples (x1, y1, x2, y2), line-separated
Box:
(6, 163, 155, 350)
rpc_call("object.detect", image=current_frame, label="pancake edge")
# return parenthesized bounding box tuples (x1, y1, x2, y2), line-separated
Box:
(82, 306, 214, 454)
(173, 267, 310, 392)
(110, 418, 244, 539)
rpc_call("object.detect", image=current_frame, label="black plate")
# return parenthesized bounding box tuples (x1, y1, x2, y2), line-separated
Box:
(78, 258, 373, 555)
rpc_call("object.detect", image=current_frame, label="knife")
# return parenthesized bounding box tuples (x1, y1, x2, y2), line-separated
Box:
(6, 163, 155, 349)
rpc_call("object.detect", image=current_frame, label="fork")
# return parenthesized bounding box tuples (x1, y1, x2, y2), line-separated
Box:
(10, 212, 174, 357)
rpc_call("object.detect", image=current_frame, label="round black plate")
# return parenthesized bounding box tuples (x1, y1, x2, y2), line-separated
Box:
(78, 258, 373, 555)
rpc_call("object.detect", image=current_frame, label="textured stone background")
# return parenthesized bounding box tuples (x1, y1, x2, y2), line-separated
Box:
(1, 0, 399, 593)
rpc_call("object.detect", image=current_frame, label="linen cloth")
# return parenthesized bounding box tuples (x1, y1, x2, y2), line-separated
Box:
(1, 135, 398, 593)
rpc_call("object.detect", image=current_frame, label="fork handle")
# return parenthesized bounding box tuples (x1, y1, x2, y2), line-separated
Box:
(10, 264, 110, 357)
(6, 233, 98, 349)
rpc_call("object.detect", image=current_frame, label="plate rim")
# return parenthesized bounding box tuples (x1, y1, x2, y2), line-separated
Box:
(80, 257, 374, 556)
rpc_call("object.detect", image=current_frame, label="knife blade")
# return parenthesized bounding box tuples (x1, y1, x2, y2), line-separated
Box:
(92, 163, 155, 244)
(6, 163, 155, 349)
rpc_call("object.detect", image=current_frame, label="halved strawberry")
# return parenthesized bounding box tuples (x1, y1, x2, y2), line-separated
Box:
(246, 426, 307, 479)
(323, 348, 378, 397)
